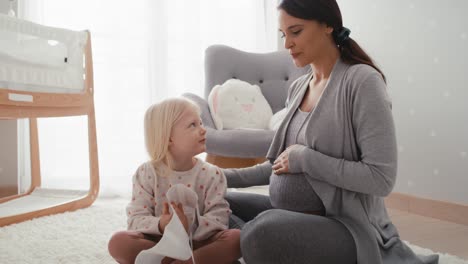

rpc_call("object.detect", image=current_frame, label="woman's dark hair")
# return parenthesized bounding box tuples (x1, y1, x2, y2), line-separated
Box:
(278, 0, 386, 82)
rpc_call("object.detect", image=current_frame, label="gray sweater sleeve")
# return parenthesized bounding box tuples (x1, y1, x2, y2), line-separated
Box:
(223, 161, 272, 188)
(289, 72, 397, 197)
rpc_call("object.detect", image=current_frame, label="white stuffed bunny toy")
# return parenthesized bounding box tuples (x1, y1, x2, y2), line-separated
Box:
(208, 79, 273, 130)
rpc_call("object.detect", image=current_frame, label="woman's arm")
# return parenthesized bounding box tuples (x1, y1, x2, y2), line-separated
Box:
(223, 73, 310, 189)
(288, 72, 397, 197)
(222, 161, 272, 188)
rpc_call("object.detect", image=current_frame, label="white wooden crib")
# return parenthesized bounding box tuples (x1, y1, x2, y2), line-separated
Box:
(0, 14, 99, 226)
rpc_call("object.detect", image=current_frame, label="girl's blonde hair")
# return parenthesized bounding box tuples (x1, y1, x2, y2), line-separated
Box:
(144, 97, 200, 174)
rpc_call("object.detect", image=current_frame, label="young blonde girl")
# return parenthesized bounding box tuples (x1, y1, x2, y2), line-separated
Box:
(108, 97, 241, 264)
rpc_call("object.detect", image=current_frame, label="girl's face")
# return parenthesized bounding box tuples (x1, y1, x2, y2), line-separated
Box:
(278, 9, 334, 67)
(169, 106, 206, 159)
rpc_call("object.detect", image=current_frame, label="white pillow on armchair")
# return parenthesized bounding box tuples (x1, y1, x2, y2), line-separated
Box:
(208, 79, 273, 130)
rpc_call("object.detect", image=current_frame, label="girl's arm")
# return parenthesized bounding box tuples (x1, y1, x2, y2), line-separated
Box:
(126, 164, 162, 235)
(193, 169, 231, 240)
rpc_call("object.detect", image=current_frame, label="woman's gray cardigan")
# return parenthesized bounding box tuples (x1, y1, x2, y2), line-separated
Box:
(224, 59, 438, 264)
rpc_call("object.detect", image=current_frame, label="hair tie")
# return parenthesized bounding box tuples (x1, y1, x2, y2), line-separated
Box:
(334, 27, 351, 46)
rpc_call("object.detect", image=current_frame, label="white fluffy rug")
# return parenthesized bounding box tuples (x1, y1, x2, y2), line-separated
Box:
(1, 197, 467, 264)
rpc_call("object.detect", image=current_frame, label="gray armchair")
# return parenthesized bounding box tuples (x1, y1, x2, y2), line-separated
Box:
(183, 45, 309, 168)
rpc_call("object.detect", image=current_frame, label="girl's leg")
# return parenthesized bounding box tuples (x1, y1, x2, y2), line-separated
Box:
(225, 192, 273, 229)
(108, 231, 161, 264)
(172, 229, 241, 264)
(241, 209, 357, 264)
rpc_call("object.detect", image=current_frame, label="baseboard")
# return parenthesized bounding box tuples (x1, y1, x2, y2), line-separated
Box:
(385, 192, 468, 226)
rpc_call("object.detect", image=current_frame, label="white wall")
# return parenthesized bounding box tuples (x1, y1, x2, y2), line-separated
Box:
(0, 0, 18, 195)
(0, 0, 14, 15)
(0, 0, 7, 12)
(336, 0, 468, 204)
(0, 121, 17, 190)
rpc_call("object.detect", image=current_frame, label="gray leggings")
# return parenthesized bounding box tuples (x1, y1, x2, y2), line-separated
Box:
(226, 192, 357, 264)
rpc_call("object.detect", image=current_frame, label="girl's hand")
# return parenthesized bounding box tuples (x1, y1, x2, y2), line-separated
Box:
(158, 202, 189, 234)
(158, 202, 171, 233)
(171, 202, 189, 233)
(272, 144, 300, 175)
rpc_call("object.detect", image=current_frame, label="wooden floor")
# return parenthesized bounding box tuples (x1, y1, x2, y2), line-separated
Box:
(388, 208, 468, 260)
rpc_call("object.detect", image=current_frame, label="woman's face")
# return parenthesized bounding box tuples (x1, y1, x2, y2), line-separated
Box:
(278, 9, 334, 67)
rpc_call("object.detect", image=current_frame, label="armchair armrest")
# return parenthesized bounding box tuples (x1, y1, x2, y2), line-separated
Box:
(206, 127, 274, 158)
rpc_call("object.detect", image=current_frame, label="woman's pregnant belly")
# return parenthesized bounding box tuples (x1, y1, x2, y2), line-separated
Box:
(269, 172, 325, 213)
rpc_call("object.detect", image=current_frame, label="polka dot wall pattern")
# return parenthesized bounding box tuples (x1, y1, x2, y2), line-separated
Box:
(337, 0, 468, 204)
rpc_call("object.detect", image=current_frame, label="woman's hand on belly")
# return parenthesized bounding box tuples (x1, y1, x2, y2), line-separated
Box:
(272, 144, 302, 175)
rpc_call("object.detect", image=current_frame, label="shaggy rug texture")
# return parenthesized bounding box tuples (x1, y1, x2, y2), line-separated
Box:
(1, 197, 467, 264)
